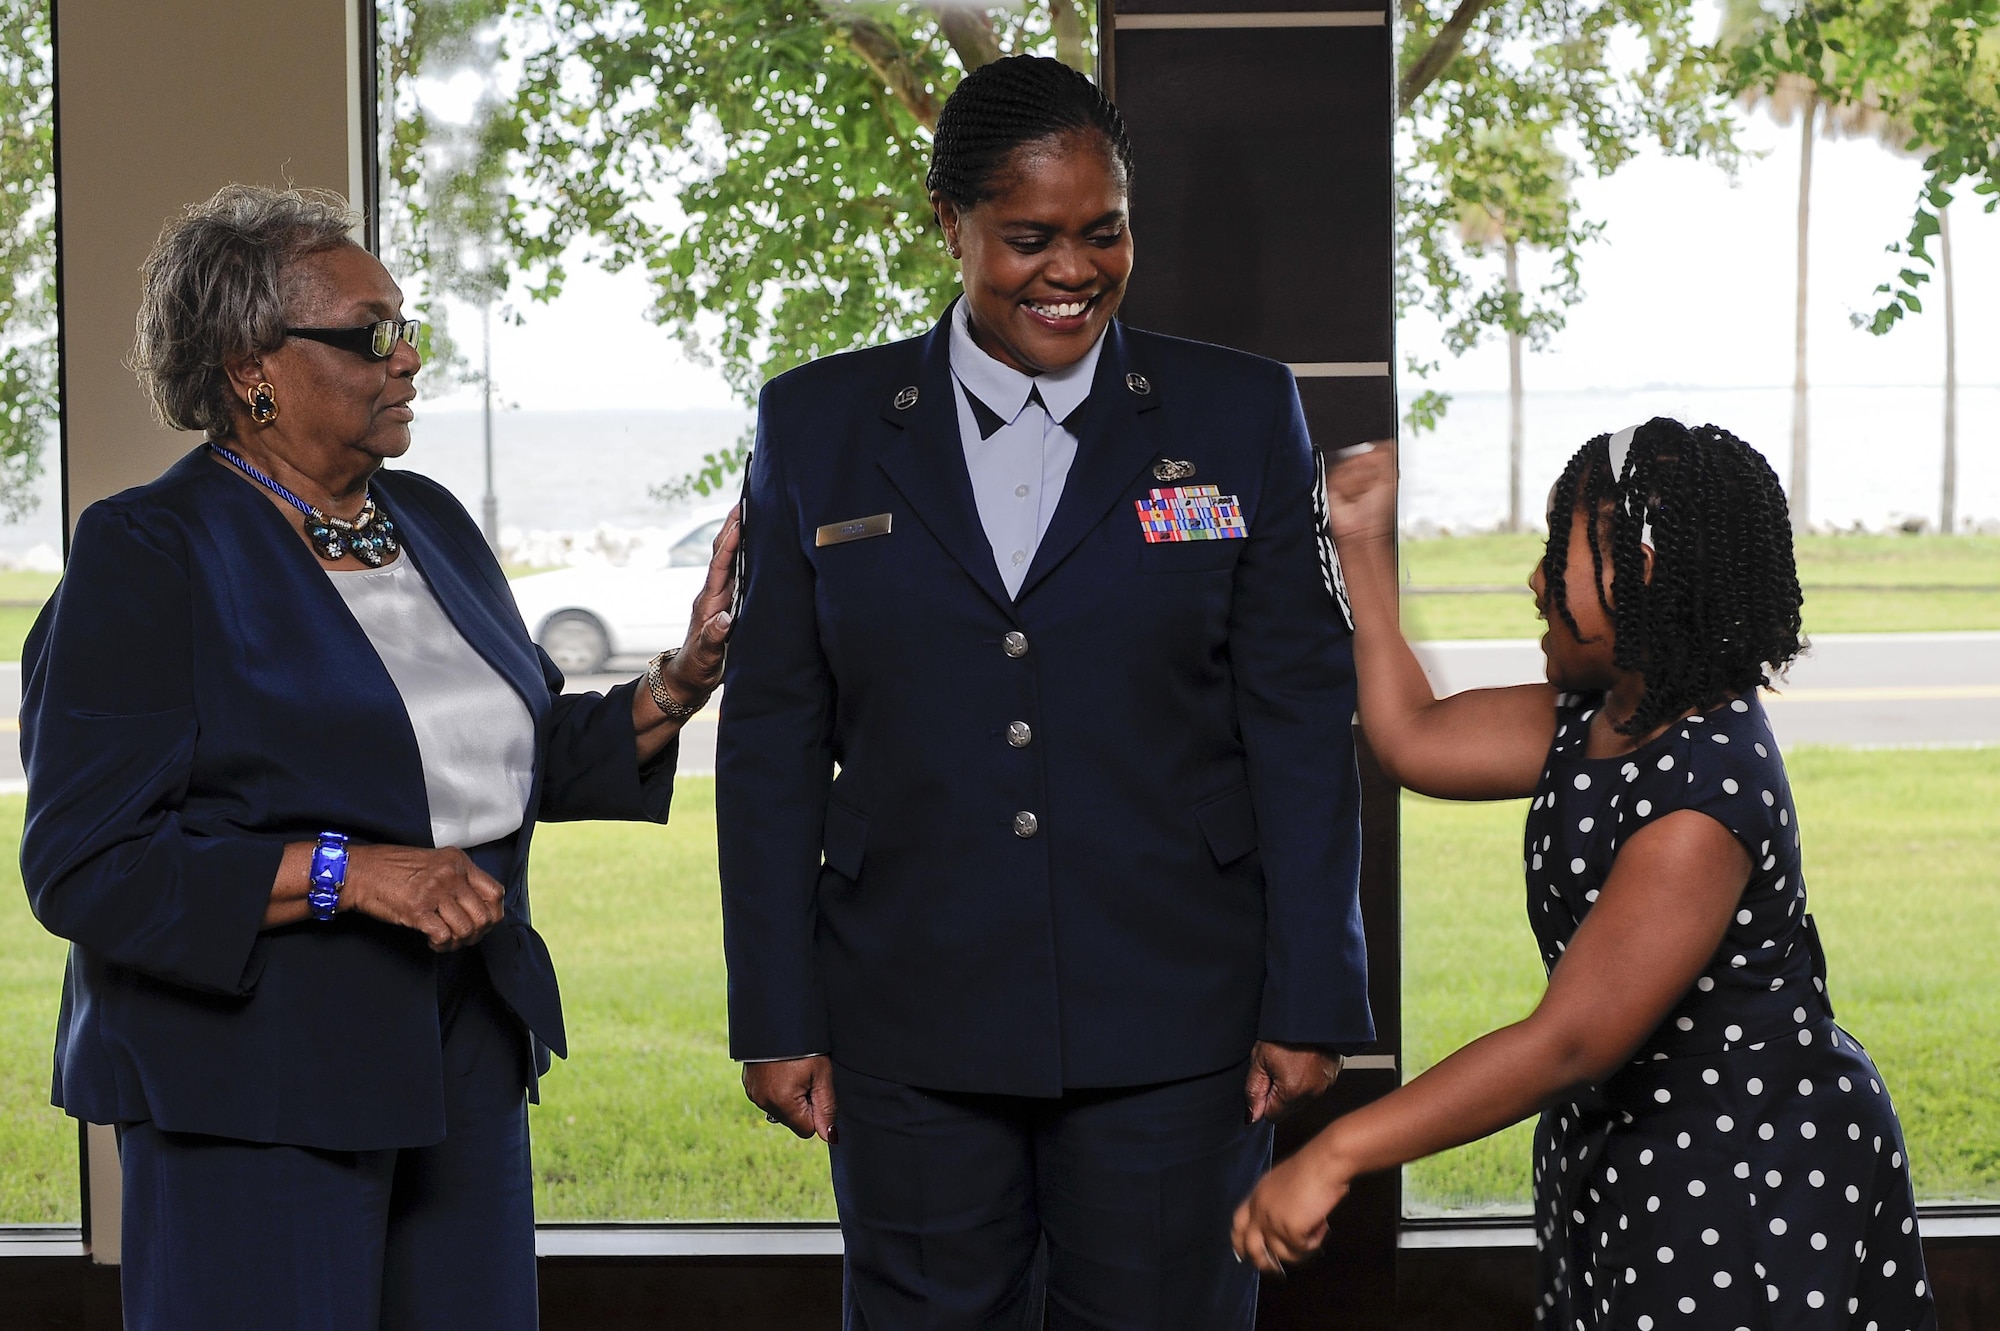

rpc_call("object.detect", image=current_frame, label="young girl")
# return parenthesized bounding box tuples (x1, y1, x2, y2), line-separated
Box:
(1236, 421, 1936, 1329)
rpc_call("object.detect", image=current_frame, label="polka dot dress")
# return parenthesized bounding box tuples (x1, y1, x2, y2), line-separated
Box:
(1525, 693, 1934, 1331)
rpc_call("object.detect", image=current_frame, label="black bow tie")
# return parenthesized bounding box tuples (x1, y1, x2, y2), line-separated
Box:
(960, 384, 1087, 440)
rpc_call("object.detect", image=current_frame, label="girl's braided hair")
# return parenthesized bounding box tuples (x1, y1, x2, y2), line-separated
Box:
(927, 55, 1135, 209)
(1542, 417, 1806, 736)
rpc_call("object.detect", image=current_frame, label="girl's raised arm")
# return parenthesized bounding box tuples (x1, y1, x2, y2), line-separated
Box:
(1327, 439, 1558, 800)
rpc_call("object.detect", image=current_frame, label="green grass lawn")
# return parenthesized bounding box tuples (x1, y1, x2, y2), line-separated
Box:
(1403, 746, 2000, 1214)
(0, 571, 58, 663)
(2, 749, 1994, 1223)
(1401, 531, 2000, 640)
(0, 795, 79, 1223)
(7, 536, 2000, 659)
(522, 782, 834, 1220)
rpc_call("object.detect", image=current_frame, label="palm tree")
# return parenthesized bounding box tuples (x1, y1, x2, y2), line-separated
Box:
(1457, 213, 1530, 533)
(1939, 203, 1957, 532)
(1736, 72, 1823, 533)
(1454, 130, 1575, 533)
(1730, 67, 1889, 534)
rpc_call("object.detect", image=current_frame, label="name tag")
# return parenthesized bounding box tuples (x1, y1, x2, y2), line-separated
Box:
(815, 513, 894, 547)
(1134, 486, 1247, 543)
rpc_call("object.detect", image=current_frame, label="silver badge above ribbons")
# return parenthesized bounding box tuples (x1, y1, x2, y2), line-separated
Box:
(1153, 458, 1196, 482)
(892, 385, 920, 411)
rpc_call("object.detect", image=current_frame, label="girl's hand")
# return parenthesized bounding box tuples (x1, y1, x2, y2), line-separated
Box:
(1323, 438, 1399, 550)
(1232, 1144, 1352, 1273)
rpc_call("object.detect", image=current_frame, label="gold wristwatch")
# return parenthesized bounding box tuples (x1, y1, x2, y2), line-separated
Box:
(645, 648, 708, 721)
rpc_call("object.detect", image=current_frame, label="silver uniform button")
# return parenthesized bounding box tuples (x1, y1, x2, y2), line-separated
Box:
(1003, 631, 1029, 658)
(1007, 721, 1033, 748)
(1013, 810, 1040, 838)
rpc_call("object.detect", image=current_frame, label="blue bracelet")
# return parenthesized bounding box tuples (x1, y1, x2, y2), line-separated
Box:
(307, 832, 349, 922)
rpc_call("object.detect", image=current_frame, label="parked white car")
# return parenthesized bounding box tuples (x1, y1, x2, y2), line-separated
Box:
(508, 506, 732, 675)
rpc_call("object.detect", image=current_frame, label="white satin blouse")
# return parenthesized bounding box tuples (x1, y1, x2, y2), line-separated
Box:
(325, 556, 536, 849)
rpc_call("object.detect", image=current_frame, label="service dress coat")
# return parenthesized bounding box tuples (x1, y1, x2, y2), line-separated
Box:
(717, 313, 1373, 1097)
(20, 449, 676, 1150)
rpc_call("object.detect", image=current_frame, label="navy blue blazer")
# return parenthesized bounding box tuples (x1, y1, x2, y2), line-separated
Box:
(716, 313, 1372, 1097)
(19, 449, 675, 1151)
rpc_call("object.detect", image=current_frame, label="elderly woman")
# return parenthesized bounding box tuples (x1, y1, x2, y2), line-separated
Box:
(19, 185, 733, 1330)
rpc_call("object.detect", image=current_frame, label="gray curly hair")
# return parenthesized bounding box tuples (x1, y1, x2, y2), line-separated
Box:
(132, 184, 361, 436)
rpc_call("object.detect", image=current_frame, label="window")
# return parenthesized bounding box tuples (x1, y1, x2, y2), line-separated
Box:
(0, 0, 71, 1229)
(380, 0, 1099, 1222)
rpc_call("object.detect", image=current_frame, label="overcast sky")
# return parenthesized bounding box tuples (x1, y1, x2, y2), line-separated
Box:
(418, 98, 1996, 418)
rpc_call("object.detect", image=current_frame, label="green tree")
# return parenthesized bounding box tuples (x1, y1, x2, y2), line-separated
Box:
(0, 0, 53, 522)
(376, 1, 1087, 499)
(380, 0, 526, 384)
(1396, 0, 1742, 473)
(378, 1, 1737, 510)
(1448, 128, 1585, 531)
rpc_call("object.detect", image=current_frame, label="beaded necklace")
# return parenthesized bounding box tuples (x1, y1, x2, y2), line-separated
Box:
(210, 442, 401, 566)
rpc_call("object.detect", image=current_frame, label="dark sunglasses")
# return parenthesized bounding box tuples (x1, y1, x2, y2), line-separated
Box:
(285, 319, 422, 360)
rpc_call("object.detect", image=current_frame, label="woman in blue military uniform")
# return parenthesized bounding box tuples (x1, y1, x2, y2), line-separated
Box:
(718, 55, 1371, 1330)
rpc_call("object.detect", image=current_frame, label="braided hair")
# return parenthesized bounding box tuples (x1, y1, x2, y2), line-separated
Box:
(927, 55, 1135, 209)
(1541, 418, 1806, 736)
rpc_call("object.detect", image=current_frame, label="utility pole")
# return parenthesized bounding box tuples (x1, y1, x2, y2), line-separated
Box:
(1789, 97, 1816, 534)
(1505, 237, 1524, 533)
(481, 301, 499, 553)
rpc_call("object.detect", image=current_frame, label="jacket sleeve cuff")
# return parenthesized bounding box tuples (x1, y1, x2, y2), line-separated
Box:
(538, 680, 679, 824)
(149, 832, 287, 996)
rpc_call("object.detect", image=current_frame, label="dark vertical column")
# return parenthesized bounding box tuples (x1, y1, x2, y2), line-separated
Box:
(1106, 6, 1399, 1327)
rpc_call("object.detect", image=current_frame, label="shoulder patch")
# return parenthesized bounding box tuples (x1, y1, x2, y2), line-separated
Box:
(1311, 447, 1354, 631)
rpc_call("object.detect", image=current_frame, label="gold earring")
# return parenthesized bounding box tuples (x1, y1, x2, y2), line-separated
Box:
(249, 382, 278, 425)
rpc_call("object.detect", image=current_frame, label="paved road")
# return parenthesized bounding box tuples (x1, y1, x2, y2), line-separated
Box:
(1416, 631, 2000, 747)
(1415, 630, 2000, 749)
(3, 633, 1990, 790)
(654, 631, 1999, 777)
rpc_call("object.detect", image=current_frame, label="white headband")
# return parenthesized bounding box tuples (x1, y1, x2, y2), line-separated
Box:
(1605, 424, 1655, 550)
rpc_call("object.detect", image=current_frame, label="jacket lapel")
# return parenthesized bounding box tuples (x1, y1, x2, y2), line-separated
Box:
(873, 311, 1019, 618)
(1017, 322, 1162, 600)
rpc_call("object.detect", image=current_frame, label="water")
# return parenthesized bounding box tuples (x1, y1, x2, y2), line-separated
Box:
(1, 386, 1991, 565)
(1405, 384, 2000, 535)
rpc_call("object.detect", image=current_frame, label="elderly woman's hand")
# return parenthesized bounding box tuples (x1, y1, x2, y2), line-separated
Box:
(341, 845, 508, 952)
(662, 505, 741, 704)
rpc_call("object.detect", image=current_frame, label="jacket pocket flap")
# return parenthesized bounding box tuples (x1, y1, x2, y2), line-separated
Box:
(822, 800, 868, 879)
(1139, 539, 1242, 573)
(1194, 785, 1259, 867)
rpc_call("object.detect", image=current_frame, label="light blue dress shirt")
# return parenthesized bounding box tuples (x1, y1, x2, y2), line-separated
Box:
(948, 298, 1107, 598)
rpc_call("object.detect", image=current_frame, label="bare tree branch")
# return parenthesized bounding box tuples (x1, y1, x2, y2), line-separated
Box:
(932, 4, 1003, 70)
(821, 2, 942, 129)
(1052, 0, 1089, 70)
(1399, 0, 1502, 111)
